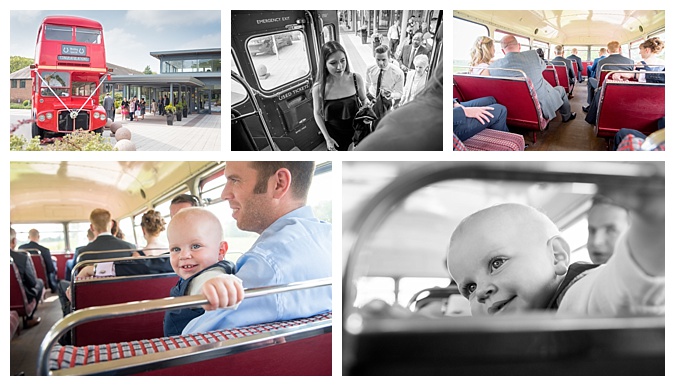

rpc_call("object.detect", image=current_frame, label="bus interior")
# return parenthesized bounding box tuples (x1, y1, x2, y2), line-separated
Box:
(453, 10, 665, 151)
(10, 161, 333, 376)
(342, 161, 665, 375)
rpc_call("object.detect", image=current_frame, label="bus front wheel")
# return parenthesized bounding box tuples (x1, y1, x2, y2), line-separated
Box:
(31, 122, 44, 139)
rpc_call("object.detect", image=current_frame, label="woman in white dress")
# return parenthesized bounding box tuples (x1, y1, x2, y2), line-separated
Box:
(400, 54, 429, 106)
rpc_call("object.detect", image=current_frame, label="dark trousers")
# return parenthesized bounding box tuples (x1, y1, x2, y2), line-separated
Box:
(454, 96, 509, 142)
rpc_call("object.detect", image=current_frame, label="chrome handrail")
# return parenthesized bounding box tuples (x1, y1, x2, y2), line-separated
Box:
(231, 71, 279, 150)
(38, 277, 332, 375)
(71, 251, 169, 278)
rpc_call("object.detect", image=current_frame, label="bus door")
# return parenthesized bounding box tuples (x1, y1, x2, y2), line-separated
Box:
(231, 11, 327, 151)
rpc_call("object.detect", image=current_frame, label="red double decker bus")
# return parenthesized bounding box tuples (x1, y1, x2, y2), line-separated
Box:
(30, 16, 110, 138)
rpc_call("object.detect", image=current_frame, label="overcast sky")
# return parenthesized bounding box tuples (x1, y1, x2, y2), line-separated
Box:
(10, 10, 221, 73)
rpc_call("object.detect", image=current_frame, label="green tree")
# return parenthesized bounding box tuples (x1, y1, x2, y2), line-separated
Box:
(143, 65, 154, 75)
(10, 56, 33, 73)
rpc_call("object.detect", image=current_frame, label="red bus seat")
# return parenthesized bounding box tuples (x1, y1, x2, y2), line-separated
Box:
(453, 72, 552, 142)
(10, 261, 38, 320)
(572, 64, 579, 81)
(71, 272, 178, 345)
(452, 83, 462, 101)
(20, 249, 48, 292)
(582, 61, 593, 78)
(53, 253, 73, 281)
(47, 312, 331, 376)
(543, 65, 560, 88)
(454, 129, 525, 151)
(550, 62, 571, 93)
(595, 80, 665, 141)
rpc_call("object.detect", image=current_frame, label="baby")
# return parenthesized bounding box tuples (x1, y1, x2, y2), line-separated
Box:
(163, 207, 243, 336)
(446, 200, 664, 317)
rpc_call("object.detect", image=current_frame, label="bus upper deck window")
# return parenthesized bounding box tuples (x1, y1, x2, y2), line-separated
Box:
(76, 27, 101, 44)
(44, 25, 73, 41)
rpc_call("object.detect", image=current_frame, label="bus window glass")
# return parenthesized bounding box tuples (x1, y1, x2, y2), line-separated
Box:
(307, 170, 332, 223)
(452, 17, 489, 71)
(566, 45, 588, 60)
(116, 216, 135, 246)
(590, 45, 606, 61)
(247, 31, 310, 91)
(399, 277, 451, 308)
(322, 26, 334, 43)
(532, 40, 550, 60)
(231, 77, 247, 106)
(562, 217, 591, 264)
(40, 71, 70, 97)
(354, 277, 395, 307)
(13, 223, 66, 252)
(75, 27, 101, 44)
(71, 81, 97, 97)
(67, 222, 91, 252)
(44, 24, 72, 41)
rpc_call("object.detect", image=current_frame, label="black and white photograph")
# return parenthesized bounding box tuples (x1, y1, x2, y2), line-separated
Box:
(232, 10, 442, 151)
(342, 161, 665, 375)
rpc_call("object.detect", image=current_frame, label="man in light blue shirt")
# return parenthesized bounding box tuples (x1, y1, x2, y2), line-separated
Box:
(183, 161, 332, 334)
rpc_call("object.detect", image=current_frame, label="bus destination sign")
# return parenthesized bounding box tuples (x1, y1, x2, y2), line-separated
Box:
(61, 44, 87, 56)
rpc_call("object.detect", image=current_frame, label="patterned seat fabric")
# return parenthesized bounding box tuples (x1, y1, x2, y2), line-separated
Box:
(50, 312, 332, 370)
(524, 77, 552, 130)
(463, 129, 525, 151)
(617, 134, 665, 151)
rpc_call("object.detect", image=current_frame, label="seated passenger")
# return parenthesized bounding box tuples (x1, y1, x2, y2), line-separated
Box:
(181, 161, 332, 334)
(551, 45, 576, 98)
(139, 209, 168, 256)
(18, 228, 58, 293)
(163, 207, 236, 337)
(614, 118, 665, 151)
(10, 227, 44, 328)
(489, 35, 576, 122)
(446, 192, 664, 316)
(583, 41, 634, 110)
(66, 228, 94, 281)
(453, 96, 509, 142)
(469, 36, 495, 75)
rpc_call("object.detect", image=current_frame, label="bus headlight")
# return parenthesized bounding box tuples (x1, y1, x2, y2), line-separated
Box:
(38, 115, 46, 122)
(100, 114, 107, 120)
(93, 112, 100, 119)
(46, 113, 53, 120)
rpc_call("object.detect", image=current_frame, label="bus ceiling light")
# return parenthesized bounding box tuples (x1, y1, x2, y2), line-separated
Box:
(534, 28, 539, 34)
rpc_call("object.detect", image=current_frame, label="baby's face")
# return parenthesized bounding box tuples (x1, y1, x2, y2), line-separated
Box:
(447, 213, 560, 316)
(168, 212, 224, 280)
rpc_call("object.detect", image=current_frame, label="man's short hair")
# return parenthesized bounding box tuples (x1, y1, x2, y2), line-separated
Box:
(28, 229, 39, 239)
(170, 194, 201, 207)
(375, 45, 390, 56)
(554, 45, 564, 55)
(90, 208, 112, 233)
(599, 47, 607, 54)
(250, 162, 315, 201)
(10, 227, 16, 240)
(607, 41, 621, 53)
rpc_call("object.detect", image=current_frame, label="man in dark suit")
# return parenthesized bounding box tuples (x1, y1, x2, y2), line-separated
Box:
(489, 35, 576, 123)
(19, 228, 58, 292)
(10, 228, 43, 328)
(398, 33, 430, 77)
(584, 41, 634, 110)
(567, 48, 583, 83)
(552, 45, 576, 98)
(58, 208, 138, 318)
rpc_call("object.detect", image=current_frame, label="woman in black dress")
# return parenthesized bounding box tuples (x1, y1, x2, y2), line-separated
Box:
(312, 41, 368, 151)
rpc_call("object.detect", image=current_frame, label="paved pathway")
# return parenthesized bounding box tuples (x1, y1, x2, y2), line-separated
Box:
(104, 112, 221, 151)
